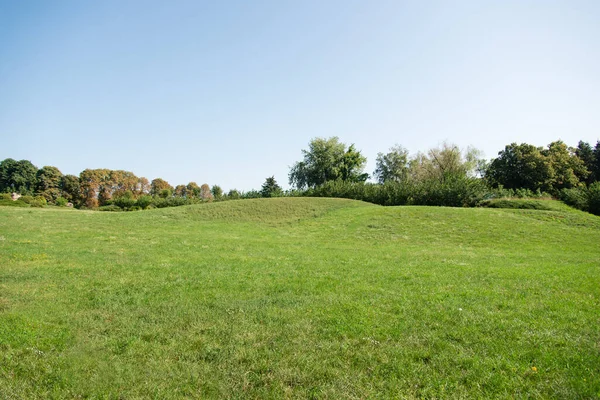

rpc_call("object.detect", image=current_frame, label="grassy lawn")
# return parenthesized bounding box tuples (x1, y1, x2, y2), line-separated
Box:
(1, 198, 599, 398)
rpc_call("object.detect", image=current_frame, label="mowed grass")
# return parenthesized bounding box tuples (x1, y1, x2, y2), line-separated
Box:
(0, 198, 599, 399)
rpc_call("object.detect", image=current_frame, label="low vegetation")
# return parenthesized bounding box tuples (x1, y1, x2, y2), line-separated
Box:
(1, 198, 598, 398)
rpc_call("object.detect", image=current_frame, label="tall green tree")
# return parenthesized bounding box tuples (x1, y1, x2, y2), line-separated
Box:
(578, 141, 600, 184)
(486, 143, 553, 192)
(260, 176, 283, 198)
(575, 141, 595, 184)
(594, 141, 600, 183)
(60, 174, 80, 203)
(374, 145, 409, 184)
(0, 158, 38, 195)
(211, 185, 223, 200)
(340, 145, 369, 183)
(289, 137, 367, 189)
(542, 141, 587, 191)
(36, 166, 63, 202)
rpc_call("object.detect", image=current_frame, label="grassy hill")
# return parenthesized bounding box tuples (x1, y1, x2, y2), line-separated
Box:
(1, 198, 599, 398)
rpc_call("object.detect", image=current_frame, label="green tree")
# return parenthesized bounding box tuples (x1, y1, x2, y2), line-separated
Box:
(113, 191, 136, 209)
(36, 165, 63, 203)
(575, 141, 595, 184)
(136, 195, 153, 209)
(374, 145, 409, 184)
(582, 141, 600, 184)
(542, 141, 587, 191)
(486, 143, 553, 192)
(289, 137, 367, 189)
(260, 176, 283, 198)
(227, 189, 241, 200)
(211, 185, 223, 200)
(60, 175, 80, 203)
(0, 159, 38, 195)
(340, 144, 369, 182)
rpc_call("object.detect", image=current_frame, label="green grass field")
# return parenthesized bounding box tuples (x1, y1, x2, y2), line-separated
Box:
(1, 198, 599, 399)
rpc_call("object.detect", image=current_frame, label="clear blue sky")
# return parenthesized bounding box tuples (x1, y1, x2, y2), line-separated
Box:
(1, 0, 599, 191)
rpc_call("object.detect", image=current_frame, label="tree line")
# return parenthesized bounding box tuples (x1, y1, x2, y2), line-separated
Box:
(2, 137, 599, 214)
(286, 137, 600, 215)
(0, 160, 280, 210)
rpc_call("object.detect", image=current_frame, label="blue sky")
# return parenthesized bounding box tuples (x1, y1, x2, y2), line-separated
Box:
(1, 0, 599, 191)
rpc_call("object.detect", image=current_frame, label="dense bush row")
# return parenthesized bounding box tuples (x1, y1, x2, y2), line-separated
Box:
(299, 179, 554, 208)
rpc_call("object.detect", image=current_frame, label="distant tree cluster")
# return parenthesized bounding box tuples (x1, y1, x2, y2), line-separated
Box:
(0, 160, 233, 210)
(486, 141, 600, 193)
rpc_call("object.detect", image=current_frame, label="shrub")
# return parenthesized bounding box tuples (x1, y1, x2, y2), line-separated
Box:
(0, 199, 29, 207)
(409, 177, 488, 207)
(113, 195, 136, 210)
(98, 205, 123, 212)
(19, 195, 34, 204)
(21, 196, 47, 208)
(480, 199, 555, 211)
(136, 195, 153, 210)
(55, 197, 69, 207)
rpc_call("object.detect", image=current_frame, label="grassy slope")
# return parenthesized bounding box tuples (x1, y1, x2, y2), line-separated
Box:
(0, 198, 599, 399)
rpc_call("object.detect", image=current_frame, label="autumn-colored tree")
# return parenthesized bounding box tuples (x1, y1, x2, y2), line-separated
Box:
(79, 169, 101, 208)
(110, 170, 139, 198)
(186, 182, 200, 198)
(136, 177, 151, 196)
(174, 184, 187, 197)
(96, 169, 114, 205)
(200, 183, 213, 201)
(150, 178, 173, 196)
(78, 169, 113, 207)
